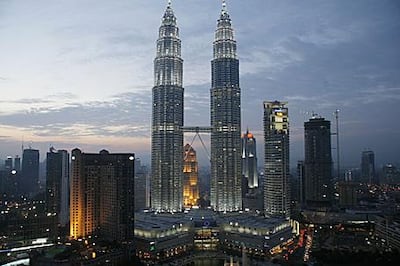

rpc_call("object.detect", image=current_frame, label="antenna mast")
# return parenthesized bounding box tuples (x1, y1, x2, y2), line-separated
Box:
(334, 109, 340, 180)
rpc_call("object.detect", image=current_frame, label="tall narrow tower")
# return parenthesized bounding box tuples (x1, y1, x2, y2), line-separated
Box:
(242, 130, 259, 190)
(210, 1, 242, 212)
(264, 101, 290, 218)
(46, 148, 70, 226)
(304, 117, 333, 206)
(361, 150, 376, 184)
(151, 1, 184, 212)
(183, 144, 199, 208)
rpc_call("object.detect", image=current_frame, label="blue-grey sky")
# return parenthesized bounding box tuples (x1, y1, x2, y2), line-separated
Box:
(0, 0, 399, 169)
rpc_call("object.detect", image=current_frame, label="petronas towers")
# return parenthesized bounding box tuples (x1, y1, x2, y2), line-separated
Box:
(210, 3, 242, 212)
(151, 1, 241, 212)
(151, 1, 184, 212)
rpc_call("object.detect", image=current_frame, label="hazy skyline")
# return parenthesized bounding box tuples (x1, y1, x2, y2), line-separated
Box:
(0, 0, 399, 168)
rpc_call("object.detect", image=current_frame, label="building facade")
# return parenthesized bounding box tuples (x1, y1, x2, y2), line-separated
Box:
(304, 117, 333, 206)
(382, 163, 399, 185)
(263, 101, 290, 218)
(134, 210, 293, 264)
(297, 160, 306, 206)
(241, 130, 259, 190)
(21, 148, 39, 196)
(14, 156, 21, 172)
(46, 148, 70, 226)
(70, 149, 135, 241)
(183, 144, 199, 208)
(361, 150, 376, 184)
(5, 156, 13, 171)
(210, 1, 242, 212)
(134, 158, 150, 211)
(151, 1, 184, 212)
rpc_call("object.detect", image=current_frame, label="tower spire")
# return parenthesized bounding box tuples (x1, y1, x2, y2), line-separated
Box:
(168, 0, 171, 7)
(222, 0, 227, 13)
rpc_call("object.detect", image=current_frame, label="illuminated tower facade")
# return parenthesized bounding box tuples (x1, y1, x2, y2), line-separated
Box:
(151, 1, 184, 212)
(183, 144, 199, 208)
(70, 149, 135, 241)
(210, 1, 242, 212)
(264, 101, 290, 218)
(242, 130, 259, 189)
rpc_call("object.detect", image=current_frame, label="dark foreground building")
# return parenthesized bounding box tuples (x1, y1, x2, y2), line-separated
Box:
(21, 148, 39, 196)
(304, 117, 333, 206)
(70, 149, 135, 242)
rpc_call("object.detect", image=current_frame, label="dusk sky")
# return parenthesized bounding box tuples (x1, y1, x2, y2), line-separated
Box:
(0, 0, 399, 169)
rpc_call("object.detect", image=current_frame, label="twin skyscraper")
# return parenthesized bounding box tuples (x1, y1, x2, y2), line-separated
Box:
(151, 1, 242, 212)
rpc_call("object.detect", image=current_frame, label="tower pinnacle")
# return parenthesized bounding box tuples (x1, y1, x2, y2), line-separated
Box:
(222, 0, 227, 14)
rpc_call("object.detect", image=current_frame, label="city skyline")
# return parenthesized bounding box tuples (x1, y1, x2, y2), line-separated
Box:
(0, 0, 399, 167)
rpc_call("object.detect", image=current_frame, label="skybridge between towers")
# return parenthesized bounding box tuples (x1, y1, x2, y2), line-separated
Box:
(182, 126, 211, 134)
(182, 126, 211, 161)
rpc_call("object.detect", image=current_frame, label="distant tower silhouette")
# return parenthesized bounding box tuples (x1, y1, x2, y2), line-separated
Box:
(46, 148, 70, 226)
(304, 117, 333, 206)
(21, 148, 39, 196)
(361, 151, 376, 184)
(242, 130, 259, 189)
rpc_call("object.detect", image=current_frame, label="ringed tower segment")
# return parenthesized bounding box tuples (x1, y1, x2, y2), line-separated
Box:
(210, 1, 242, 212)
(151, 1, 184, 212)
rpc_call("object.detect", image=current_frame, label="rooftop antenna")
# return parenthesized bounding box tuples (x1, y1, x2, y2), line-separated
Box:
(334, 109, 340, 180)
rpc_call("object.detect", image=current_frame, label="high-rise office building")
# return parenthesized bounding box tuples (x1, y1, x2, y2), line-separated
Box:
(297, 161, 306, 205)
(183, 144, 199, 208)
(5, 156, 13, 171)
(304, 117, 333, 206)
(134, 158, 150, 211)
(151, 1, 184, 212)
(382, 164, 399, 185)
(21, 148, 39, 196)
(46, 148, 69, 226)
(70, 149, 135, 241)
(14, 156, 21, 172)
(263, 101, 290, 218)
(361, 150, 376, 184)
(242, 130, 258, 190)
(210, 1, 242, 212)
(0, 157, 18, 196)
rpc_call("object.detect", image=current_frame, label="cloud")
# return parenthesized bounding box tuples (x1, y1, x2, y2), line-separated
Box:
(0, 91, 152, 140)
(0, 0, 399, 166)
